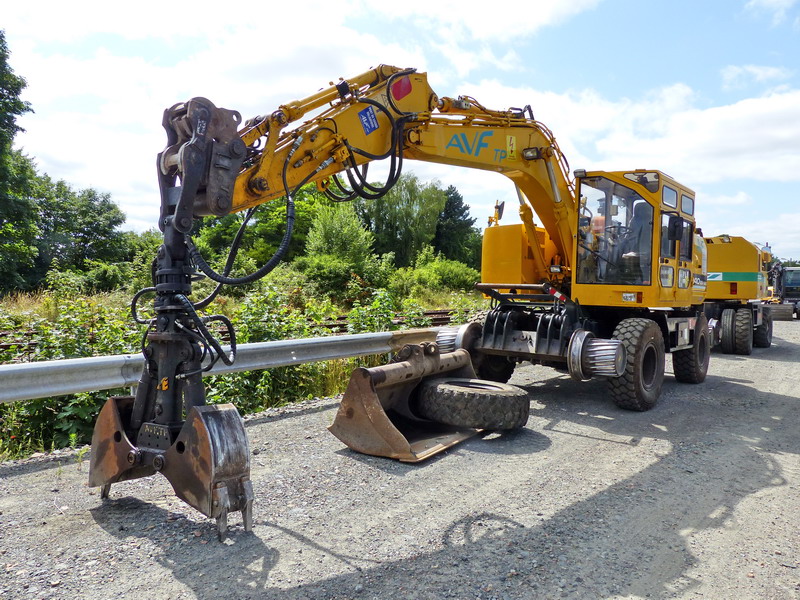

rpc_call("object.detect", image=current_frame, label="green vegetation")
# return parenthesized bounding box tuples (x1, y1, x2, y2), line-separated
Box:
(0, 281, 485, 459)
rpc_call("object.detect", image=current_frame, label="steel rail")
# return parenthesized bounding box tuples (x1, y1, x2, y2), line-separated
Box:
(0, 328, 438, 404)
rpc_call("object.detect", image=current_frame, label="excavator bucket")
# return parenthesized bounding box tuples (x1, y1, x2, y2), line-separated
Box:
(89, 397, 252, 539)
(328, 342, 481, 462)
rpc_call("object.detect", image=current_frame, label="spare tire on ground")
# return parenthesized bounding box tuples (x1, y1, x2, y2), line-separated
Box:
(414, 378, 529, 430)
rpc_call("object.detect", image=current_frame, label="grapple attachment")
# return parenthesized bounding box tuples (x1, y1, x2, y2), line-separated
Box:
(328, 342, 481, 462)
(89, 397, 252, 539)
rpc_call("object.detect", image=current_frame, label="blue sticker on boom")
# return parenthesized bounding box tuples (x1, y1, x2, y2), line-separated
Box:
(358, 106, 379, 135)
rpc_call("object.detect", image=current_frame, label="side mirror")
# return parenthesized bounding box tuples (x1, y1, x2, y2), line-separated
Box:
(667, 215, 684, 241)
(496, 200, 505, 221)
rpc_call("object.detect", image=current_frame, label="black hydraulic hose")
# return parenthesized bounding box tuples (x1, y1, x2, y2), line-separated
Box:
(346, 98, 397, 161)
(384, 68, 419, 116)
(192, 206, 257, 309)
(175, 293, 235, 366)
(201, 314, 236, 372)
(340, 114, 408, 201)
(139, 321, 154, 354)
(174, 322, 212, 371)
(188, 200, 294, 286)
(324, 172, 360, 202)
(131, 287, 157, 324)
(187, 153, 298, 286)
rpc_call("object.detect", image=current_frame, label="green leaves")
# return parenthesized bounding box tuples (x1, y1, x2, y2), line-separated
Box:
(356, 173, 447, 268)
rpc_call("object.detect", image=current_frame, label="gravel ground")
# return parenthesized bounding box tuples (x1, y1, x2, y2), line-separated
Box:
(1, 321, 799, 600)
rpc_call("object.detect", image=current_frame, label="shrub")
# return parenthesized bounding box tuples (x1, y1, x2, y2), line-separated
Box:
(388, 248, 479, 299)
(346, 289, 398, 333)
(295, 254, 354, 300)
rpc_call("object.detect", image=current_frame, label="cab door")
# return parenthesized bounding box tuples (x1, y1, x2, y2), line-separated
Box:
(674, 217, 695, 306)
(657, 185, 696, 305)
(657, 185, 680, 303)
(658, 211, 680, 302)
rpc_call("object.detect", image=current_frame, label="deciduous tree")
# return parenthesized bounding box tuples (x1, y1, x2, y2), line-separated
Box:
(356, 173, 447, 268)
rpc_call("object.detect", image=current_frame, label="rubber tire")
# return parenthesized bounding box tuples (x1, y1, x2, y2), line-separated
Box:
(415, 378, 529, 430)
(672, 314, 710, 384)
(733, 308, 753, 355)
(476, 355, 516, 383)
(469, 310, 516, 383)
(753, 308, 772, 348)
(608, 318, 665, 411)
(719, 308, 736, 354)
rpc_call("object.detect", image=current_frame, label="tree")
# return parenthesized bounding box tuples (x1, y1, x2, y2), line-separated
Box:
(0, 151, 39, 293)
(356, 173, 447, 268)
(0, 32, 36, 293)
(432, 185, 483, 269)
(31, 177, 127, 281)
(296, 200, 394, 302)
(305, 202, 375, 269)
(0, 30, 32, 191)
(194, 184, 325, 269)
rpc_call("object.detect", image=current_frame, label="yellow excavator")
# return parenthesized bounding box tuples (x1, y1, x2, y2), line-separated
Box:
(89, 65, 710, 535)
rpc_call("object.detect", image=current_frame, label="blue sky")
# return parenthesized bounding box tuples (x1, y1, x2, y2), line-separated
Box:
(5, 0, 800, 257)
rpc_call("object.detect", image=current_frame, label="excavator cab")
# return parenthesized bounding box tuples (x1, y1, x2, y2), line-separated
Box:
(571, 170, 699, 309)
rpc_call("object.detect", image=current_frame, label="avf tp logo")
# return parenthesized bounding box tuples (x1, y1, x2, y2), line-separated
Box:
(446, 131, 494, 157)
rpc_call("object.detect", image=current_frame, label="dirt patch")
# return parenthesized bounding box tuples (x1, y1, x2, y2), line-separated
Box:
(1, 323, 799, 599)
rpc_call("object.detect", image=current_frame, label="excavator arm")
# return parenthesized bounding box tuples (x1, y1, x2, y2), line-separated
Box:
(158, 65, 576, 274)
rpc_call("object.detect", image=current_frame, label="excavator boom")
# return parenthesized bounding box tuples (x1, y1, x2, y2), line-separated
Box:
(159, 65, 575, 274)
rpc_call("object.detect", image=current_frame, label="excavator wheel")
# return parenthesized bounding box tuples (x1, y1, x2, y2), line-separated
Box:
(460, 311, 517, 383)
(733, 308, 753, 355)
(414, 378, 529, 430)
(476, 355, 516, 384)
(608, 318, 665, 411)
(753, 307, 773, 348)
(719, 308, 736, 354)
(672, 314, 710, 384)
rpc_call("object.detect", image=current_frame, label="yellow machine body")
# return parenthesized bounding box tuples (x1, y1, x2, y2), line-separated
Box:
(481, 224, 559, 293)
(704, 235, 770, 301)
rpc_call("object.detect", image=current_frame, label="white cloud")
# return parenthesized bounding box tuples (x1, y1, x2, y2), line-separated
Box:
(701, 211, 800, 258)
(721, 64, 793, 89)
(745, 0, 799, 25)
(8, 10, 428, 232)
(571, 89, 800, 186)
(364, 0, 603, 40)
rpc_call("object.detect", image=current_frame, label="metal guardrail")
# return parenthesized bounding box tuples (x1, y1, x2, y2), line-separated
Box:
(0, 328, 440, 404)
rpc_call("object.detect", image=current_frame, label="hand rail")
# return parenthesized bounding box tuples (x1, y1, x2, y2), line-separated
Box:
(0, 328, 438, 404)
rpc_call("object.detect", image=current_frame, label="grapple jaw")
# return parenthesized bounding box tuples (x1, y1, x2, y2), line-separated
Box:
(89, 397, 253, 539)
(328, 342, 480, 462)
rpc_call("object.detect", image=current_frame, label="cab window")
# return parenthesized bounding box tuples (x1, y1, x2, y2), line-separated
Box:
(577, 176, 653, 286)
(681, 194, 694, 216)
(679, 221, 693, 261)
(661, 214, 676, 258)
(663, 186, 678, 208)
